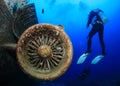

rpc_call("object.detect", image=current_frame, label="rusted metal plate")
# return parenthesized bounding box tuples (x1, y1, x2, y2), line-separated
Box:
(13, 3, 38, 39)
(0, 1, 14, 43)
(17, 24, 73, 80)
(4, 0, 28, 15)
(0, 0, 18, 84)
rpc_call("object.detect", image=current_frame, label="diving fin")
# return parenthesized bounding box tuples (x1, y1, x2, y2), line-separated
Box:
(91, 55, 104, 64)
(77, 53, 90, 64)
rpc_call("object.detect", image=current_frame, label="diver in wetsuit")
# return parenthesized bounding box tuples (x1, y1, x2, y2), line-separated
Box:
(77, 67, 90, 80)
(85, 8, 108, 56)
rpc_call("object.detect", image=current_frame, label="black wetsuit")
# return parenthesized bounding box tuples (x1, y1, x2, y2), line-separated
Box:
(86, 11, 106, 55)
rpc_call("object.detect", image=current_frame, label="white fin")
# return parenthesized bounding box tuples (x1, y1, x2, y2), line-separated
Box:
(77, 53, 90, 64)
(91, 55, 104, 64)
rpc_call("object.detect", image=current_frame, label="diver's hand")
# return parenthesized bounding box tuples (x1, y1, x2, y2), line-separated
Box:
(102, 17, 108, 23)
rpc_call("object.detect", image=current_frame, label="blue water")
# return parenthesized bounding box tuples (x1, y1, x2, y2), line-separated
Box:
(25, 0, 120, 86)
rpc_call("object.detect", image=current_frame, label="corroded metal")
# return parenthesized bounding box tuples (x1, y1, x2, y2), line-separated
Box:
(0, 0, 18, 84)
(13, 3, 38, 39)
(4, 0, 28, 15)
(0, 0, 39, 84)
(17, 24, 73, 80)
(0, 0, 73, 81)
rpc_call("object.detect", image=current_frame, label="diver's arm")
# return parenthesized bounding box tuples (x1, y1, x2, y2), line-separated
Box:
(86, 20, 90, 28)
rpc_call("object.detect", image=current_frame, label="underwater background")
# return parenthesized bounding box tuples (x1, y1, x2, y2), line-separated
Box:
(5, 0, 120, 86)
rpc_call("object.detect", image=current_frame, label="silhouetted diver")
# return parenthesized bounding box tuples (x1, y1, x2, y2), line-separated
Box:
(42, 9, 44, 14)
(77, 67, 90, 80)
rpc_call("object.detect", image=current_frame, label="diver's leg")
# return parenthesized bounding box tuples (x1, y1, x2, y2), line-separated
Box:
(98, 29, 106, 55)
(86, 28, 96, 53)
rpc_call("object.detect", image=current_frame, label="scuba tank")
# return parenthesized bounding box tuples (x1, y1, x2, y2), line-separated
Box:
(87, 8, 108, 28)
(98, 11, 108, 23)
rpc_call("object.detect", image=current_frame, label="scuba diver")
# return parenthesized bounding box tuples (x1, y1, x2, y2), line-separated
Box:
(77, 8, 108, 80)
(77, 67, 91, 80)
(77, 8, 108, 64)
(42, 9, 44, 14)
(85, 8, 108, 56)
